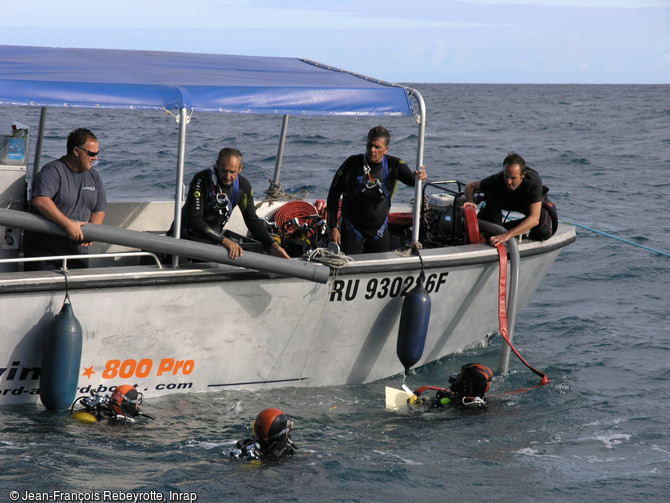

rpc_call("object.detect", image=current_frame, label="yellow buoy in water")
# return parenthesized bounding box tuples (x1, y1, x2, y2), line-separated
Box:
(72, 410, 98, 424)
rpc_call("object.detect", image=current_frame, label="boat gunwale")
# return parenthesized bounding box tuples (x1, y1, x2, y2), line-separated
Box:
(0, 225, 575, 294)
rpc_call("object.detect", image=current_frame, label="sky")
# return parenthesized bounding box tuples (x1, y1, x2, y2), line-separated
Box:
(1, 0, 668, 84)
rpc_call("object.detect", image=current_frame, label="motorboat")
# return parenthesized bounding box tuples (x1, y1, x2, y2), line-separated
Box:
(0, 46, 575, 407)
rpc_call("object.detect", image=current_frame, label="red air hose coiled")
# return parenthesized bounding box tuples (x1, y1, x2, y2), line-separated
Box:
(272, 201, 319, 227)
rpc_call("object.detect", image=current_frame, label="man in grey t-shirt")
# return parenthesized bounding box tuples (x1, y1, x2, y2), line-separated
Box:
(23, 128, 107, 270)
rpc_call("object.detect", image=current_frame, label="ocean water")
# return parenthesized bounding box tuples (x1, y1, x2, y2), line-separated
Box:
(1, 84, 669, 502)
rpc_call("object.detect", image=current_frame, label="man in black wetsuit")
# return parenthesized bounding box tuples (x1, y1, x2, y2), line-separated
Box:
(326, 125, 427, 255)
(227, 408, 297, 461)
(410, 363, 494, 410)
(179, 147, 289, 259)
(464, 152, 557, 246)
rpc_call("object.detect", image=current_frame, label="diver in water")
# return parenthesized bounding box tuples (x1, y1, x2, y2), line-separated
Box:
(227, 408, 298, 461)
(409, 363, 494, 410)
(70, 384, 151, 424)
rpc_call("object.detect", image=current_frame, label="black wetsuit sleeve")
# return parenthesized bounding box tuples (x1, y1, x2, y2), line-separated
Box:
(238, 177, 275, 249)
(185, 170, 225, 244)
(394, 158, 416, 187)
(326, 156, 355, 228)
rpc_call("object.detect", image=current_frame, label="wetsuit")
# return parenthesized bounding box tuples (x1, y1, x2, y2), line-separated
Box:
(178, 168, 275, 249)
(410, 387, 486, 410)
(478, 167, 557, 240)
(23, 157, 107, 270)
(411, 363, 492, 410)
(326, 154, 416, 254)
(227, 437, 297, 461)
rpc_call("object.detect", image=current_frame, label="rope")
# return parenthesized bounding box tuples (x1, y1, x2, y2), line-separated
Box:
(59, 267, 71, 304)
(305, 247, 353, 269)
(267, 274, 330, 387)
(506, 213, 669, 257)
(562, 220, 670, 258)
(257, 180, 309, 207)
(267, 306, 308, 386)
(394, 241, 423, 258)
(161, 106, 194, 124)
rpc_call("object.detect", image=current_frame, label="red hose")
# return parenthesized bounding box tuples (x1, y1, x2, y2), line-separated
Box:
(495, 242, 549, 386)
(272, 201, 318, 227)
(464, 205, 485, 244)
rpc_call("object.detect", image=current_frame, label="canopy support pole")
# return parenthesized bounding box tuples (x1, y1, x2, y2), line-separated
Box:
(170, 107, 188, 268)
(409, 89, 426, 244)
(30, 107, 48, 189)
(271, 114, 289, 186)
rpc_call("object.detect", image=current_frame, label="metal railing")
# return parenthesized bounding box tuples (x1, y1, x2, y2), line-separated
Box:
(0, 251, 163, 270)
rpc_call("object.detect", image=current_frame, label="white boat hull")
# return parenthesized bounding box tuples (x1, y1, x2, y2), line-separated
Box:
(0, 223, 573, 405)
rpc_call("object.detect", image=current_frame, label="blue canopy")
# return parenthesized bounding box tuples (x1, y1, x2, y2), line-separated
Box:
(0, 45, 414, 116)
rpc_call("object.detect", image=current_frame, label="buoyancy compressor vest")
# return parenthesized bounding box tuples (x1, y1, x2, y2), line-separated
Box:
(341, 155, 393, 243)
(178, 168, 240, 240)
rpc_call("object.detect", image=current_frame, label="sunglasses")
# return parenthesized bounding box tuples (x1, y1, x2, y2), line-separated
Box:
(77, 145, 99, 157)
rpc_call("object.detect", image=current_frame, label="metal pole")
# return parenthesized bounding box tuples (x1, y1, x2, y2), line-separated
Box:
(409, 89, 426, 244)
(272, 115, 289, 186)
(30, 107, 48, 192)
(170, 107, 188, 268)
